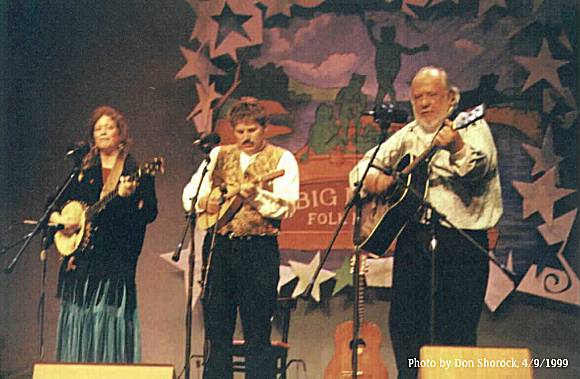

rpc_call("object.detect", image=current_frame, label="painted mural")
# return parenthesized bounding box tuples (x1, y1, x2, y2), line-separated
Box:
(172, 0, 578, 310)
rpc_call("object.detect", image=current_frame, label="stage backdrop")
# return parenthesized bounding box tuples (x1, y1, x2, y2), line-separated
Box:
(1, 1, 578, 378)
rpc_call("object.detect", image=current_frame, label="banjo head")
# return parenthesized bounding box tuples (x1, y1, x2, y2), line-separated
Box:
(54, 201, 87, 256)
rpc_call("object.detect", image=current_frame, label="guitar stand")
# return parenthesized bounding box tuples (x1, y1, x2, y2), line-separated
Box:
(304, 118, 394, 379)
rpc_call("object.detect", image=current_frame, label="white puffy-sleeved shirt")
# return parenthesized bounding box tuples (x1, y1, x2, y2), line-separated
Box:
(349, 117, 503, 230)
(182, 145, 300, 220)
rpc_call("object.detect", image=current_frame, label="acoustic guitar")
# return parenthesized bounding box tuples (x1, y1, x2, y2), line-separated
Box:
(53, 157, 165, 256)
(324, 254, 389, 379)
(356, 105, 485, 255)
(196, 169, 285, 230)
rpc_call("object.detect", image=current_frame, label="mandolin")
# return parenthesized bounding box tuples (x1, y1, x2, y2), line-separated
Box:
(357, 105, 485, 255)
(196, 169, 285, 230)
(53, 157, 165, 256)
(324, 254, 389, 379)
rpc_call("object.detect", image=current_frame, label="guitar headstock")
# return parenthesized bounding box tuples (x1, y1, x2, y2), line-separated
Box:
(140, 157, 166, 177)
(454, 104, 485, 131)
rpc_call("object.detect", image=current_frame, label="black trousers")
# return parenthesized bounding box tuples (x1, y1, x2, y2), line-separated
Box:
(202, 234, 280, 379)
(389, 223, 489, 379)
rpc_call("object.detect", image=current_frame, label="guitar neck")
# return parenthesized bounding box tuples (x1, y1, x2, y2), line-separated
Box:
(400, 104, 485, 175)
(401, 145, 436, 175)
(355, 257, 367, 327)
(256, 169, 285, 183)
(86, 158, 165, 219)
(87, 189, 119, 219)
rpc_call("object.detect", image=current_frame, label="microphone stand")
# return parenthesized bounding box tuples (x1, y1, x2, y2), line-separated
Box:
(303, 118, 393, 379)
(2, 161, 81, 361)
(173, 155, 211, 379)
(3, 166, 80, 274)
(371, 147, 517, 345)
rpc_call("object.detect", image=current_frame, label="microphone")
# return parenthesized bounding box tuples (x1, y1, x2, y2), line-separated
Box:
(23, 219, 65, 231)
(193, 133, 221, 148)
(363, 103, 409, 125)
(65, 141, 90, 158)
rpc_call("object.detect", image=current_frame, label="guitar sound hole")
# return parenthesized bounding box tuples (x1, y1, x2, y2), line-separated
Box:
(349, 338, 367, 351)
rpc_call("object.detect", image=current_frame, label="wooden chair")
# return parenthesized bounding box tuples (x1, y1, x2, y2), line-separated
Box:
(232, 297, 297, 379)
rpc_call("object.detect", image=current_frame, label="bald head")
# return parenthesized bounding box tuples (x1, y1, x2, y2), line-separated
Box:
(410, 66, 458, 129)
(411, 66, 450, 90)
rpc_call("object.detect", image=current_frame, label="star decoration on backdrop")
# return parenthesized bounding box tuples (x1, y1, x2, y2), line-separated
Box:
(485, 251, 515, 312)
(212, 2, 252, 47)
(517, 209, 580, 307)
(538, 209, 578, 246)
(542, 88, 558, 114)
(521, 126, 564, 176)
(187, 0, 226, 46)
(401, 0, 430, 18)
(513, 39, 568, 96)
(512, 167, 575, 224)
(477, 0, 507, 17)
(159, 241, 203, 309)
(289, 251, 336, 302)
(278, 265, 297, 292)
(188, 82, 223, 133)
(331, 256, 353, 296)
(259, 0, 326, 19)
(175, 46, 225, 86)
(259, 0, 293, 18)
(535, 209, 578, 275)
(207, 0, 263, 61)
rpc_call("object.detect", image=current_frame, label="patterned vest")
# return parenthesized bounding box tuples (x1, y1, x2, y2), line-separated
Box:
(213, 143, 284, 236)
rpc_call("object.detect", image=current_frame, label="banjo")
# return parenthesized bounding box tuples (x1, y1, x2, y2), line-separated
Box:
(53, 157, 164, 257)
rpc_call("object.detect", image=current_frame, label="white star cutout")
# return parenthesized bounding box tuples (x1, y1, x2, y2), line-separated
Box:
(538, 209, 578, 246)
(175, 46, 225, 87)
(159, 230, 206, 309)
(289, 251, 336, 302)
(521, 126, 564, 176)
(485, 250, 515, 312)
(513, 39, 568, 96)
(513, 167, 575, 224)
(278, 264, 297, 292)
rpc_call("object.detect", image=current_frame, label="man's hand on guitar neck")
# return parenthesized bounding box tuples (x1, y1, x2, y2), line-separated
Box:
(363, 172, 395, 194)
(433, 119, 464, 154)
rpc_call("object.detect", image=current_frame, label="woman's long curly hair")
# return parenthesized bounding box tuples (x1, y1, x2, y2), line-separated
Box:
(81, 106, 132, 170)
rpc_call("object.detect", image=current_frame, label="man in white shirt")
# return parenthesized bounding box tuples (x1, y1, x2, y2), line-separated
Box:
(350, 67, 502, 379)
(182, 97, 299, 379)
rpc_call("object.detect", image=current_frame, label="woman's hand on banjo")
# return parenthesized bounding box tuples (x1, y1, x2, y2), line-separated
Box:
(50, 212, 80, 237)
(118, 176, 138, 197)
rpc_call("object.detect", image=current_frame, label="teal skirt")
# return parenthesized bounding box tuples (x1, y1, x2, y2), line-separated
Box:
(55, 278, 141, 363)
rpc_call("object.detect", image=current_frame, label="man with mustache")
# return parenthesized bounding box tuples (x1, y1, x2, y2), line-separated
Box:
(350, 66, 502, 378)
(182, 97, 300, 379)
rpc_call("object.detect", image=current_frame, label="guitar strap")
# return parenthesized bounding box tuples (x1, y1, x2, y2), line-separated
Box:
(100, 147, 128, 200)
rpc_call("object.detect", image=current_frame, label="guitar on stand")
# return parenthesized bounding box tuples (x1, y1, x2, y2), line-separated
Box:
(357, 104, 485, 255)
(324, 254, 389, 379)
